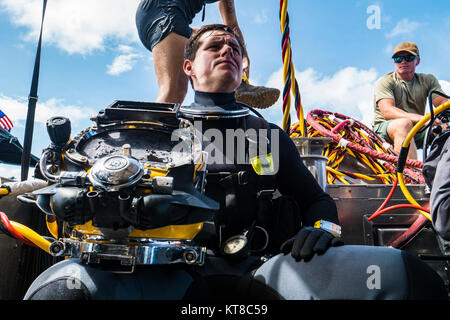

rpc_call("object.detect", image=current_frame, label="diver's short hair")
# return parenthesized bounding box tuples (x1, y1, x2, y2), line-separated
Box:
(184, 24, 246, 61)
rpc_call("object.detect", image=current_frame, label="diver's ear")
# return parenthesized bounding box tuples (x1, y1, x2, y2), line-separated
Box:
(183, 59, 193, 77)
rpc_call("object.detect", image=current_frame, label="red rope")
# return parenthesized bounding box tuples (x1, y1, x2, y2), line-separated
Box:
(331, 119, 352, 134)
(306, 109, 424, 169)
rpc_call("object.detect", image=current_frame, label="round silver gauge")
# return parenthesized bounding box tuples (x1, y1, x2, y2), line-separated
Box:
(104, 156, 128, 170)
(222, 235, 248, 255)
(88, 154, 143, 191)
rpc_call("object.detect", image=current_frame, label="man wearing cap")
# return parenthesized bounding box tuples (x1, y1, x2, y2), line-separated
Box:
(372, 42, 448, 159)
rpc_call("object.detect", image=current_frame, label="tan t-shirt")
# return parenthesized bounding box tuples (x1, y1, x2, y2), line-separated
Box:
(372, 72, 444, 127)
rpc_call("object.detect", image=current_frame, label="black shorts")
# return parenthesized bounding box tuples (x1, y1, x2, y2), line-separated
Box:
(135, 0, 205, 51)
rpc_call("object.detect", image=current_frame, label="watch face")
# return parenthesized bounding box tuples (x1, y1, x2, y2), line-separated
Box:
(223, 236, 247, 255)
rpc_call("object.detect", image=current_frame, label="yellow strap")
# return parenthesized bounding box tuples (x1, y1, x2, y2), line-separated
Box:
(250, 153, 275, 175)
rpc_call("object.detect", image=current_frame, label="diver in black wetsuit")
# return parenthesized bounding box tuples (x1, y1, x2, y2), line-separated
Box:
(180, 24, 343, 261)
(24, 23, 345, 301)
(181, 90, 343, 257)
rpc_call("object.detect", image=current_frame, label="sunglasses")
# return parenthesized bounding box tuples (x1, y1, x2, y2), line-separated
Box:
(393, 55, 418, 63)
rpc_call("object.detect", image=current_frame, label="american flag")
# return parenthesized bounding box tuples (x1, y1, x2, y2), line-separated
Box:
(0, 109, 13, 131)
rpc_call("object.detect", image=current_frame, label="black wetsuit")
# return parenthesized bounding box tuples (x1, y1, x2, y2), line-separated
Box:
(136, 0, 220, 51)
(181, 91, 339, 253)
(193, 91, 338, 227)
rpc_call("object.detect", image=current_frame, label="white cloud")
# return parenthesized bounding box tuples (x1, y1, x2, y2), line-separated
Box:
(107, 45, 143, 76)
(0, 94, 96, 179)
(386, 18, 421, 38)
(262, 66, 379, 127)
(0, 163, 32, 181)
(117, 44, 134, 54)
(439, 80, 450, 96)
(0, 93, 95, 126)
(0, 0, 141, 54)
(253, 9, 268, 25)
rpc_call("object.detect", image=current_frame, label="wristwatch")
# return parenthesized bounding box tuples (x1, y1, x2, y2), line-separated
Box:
(314, 220, 342, 238)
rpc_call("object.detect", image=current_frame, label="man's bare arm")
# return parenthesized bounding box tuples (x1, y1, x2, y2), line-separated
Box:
(378, 98, 423, 123)
(432, 95, 448, 108)
(218, 0, 238, 26)
(431, 96, 449, 130)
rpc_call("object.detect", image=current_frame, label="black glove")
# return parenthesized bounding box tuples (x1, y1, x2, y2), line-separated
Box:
(280, 226, 344, 261)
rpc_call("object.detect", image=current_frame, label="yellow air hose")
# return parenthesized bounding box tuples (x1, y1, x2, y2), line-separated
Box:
(10, 221, 51, 254)
(397, 100, 450, 221)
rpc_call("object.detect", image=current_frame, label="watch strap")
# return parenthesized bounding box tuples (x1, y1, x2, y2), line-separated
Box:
(314, 220, 342, 237)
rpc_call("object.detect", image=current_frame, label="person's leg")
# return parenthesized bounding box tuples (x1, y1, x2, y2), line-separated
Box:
(24, 258, 194, 300)
(386, 118, 418, 159)
(152, 32, 189, 104)
(252, 245, 447, 300)
(136, 0, 192, 104)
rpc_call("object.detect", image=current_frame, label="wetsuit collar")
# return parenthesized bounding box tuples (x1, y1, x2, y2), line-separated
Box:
(178, 90, 249, 120)
(194, 90, 236, 107)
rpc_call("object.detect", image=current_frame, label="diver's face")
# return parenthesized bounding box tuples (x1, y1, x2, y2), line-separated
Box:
(184, 30, 243, 93)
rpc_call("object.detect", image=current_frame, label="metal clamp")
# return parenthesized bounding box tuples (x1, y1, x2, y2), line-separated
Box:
(256, 189, 275, 198)
(237, 171, 249, 185)
(57, 238, 207, 269)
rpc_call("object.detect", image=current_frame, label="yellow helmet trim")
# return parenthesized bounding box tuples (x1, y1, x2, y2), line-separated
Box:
(73, 221, 204, 241)
(128, 223, 204, 240)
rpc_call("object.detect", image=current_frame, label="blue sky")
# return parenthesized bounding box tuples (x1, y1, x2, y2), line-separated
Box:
(1, 0, 450, 179)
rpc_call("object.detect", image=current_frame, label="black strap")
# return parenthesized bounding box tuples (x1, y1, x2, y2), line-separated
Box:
(201, 2, 206, 21)
(21, 0, 47, 181)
